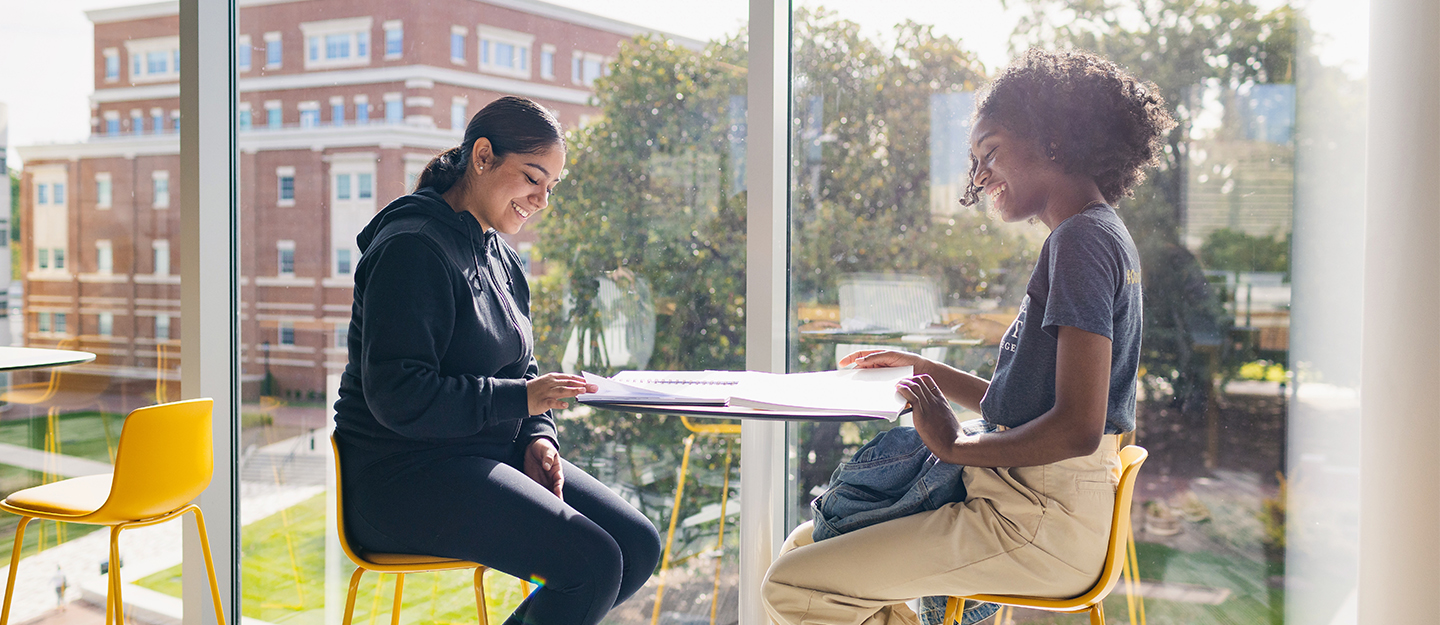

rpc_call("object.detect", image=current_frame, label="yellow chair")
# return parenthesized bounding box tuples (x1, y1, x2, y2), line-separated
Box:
(0, 398, 225, 625)
(942, 445, 1149, 625)
(331, 435, 497, 625)
(652, 416, 740, 625)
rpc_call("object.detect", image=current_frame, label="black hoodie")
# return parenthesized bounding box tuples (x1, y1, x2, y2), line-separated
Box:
(333, 188, 556, 458)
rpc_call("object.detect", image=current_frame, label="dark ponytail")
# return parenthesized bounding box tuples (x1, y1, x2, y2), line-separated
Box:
(416, 95, 565, 193)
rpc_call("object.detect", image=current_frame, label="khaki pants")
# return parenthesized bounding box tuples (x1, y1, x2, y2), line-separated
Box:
(762, 437, 1122, 625)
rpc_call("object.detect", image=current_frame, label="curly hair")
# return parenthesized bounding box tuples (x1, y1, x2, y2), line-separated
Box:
(961, 48, 1176, 206)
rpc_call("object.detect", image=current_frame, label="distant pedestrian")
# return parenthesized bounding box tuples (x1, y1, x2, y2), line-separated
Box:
(51, 566, 68, 609)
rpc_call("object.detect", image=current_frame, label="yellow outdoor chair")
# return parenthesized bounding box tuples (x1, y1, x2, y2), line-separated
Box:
(651, 416, 740, 625)
(942, 445, 1149, 625)
(332, 435, 513, 625)
(0, 398, 225, 625)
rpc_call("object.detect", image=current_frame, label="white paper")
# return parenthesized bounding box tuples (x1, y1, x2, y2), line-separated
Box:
(727, 366, 913, 419)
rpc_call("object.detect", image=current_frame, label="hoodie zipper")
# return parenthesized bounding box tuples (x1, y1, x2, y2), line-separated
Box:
(464, 216, 528, 362)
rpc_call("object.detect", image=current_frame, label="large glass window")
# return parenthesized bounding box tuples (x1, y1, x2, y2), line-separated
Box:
(784, 1, 1366, 623)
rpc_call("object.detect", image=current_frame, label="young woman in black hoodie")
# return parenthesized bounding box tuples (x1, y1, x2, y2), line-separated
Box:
(333, 96, 661, 625)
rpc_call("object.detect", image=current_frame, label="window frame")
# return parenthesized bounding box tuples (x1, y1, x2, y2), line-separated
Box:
(300, 16, 373, 70)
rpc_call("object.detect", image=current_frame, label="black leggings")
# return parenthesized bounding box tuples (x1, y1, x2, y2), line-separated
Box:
(344, 450, 662, 625)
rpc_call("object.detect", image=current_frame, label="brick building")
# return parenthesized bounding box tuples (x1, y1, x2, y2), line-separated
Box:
(17, 0, 698, 399)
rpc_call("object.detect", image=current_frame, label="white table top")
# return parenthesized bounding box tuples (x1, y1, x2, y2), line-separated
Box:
(0, 346, 97, 371)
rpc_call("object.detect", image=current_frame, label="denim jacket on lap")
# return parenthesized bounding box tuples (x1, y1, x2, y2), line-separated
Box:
(810, 424, 999, 625)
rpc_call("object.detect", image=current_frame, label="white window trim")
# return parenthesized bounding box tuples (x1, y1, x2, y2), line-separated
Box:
(152, 170, 170, 209)
(477, 25, 535, 79)
(276, 165, 296, 206)
(450, 25, 468, 64)
(124, 36, 180, 83)
(300, 16, 373, 70)
(383, 20, 403, 60)
(95, 172, 113, 209)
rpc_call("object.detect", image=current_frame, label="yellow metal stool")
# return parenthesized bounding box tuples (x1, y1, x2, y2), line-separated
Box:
(331, 435, 531, 625)
(0, 398, 226, 625)
(942, 445, 1149, 625)
(652, 416, 740, 625)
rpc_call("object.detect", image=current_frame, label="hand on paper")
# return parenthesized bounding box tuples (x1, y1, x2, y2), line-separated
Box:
(896, 374, 962, 460)
(524, 437, 565, 500)
(527, 372, 599, 415)
(838, 349, 932, 376)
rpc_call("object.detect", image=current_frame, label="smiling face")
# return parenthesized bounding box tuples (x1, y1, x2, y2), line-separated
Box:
(968, 114, 1059, 223)
(464, 138, 565, 234)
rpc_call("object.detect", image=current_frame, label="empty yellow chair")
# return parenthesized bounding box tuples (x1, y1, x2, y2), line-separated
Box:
(942, 445, 1149, 625)
(331, 434, 495, 625)
(0, 398, 225, 625)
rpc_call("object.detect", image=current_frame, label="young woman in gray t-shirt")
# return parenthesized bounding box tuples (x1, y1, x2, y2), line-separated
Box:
(763, 49, 1176, 625)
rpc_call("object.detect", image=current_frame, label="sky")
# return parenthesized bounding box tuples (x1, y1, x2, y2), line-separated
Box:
(0, 0, 1368, 169)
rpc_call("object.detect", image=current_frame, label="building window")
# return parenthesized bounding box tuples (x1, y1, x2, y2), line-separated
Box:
(336, 174, 352, 200)
(125, 37, 180, 82)
(52, 183, 66, 205)
(152, 109, 165, 134)
(541, 45, 555, 80)
(171, 111, 180, 132)
(277, 167, 296, 205)
(266, 101, 282, 129)
(384, 94, 403, 124)
(358, 173, 373, 199)
(96, 174, 112, 209)
(355, 96, 369, 124)
(299, 103, 320, 128)
(154, 240, 170, 276)
(155, 314, 170, 340)
(478, 27, 533, 78)
(238, 35, 252, 71)
(37, 183, 49, 205)
(153, 171, 170, 209)
(96, 240, 113, 275)
(571, 53, 581, 84)
(38, 249, 49, 270)
(336, 248, 352, 275)
(301, 17, 373, 69)
(264, 32, 282, 67)
(104, 48, 120, 81)
(583, 55, 605, 87)
(37, 312, 51, 334)
(54, 313, 67, 335)
(239, 107, 252, 130)
(98, 312, 114, 337)
(53, 249, 65, 270)
(384, 21, 403, 58)
(335, 325, 348, 349)
(451, 98, 467, 130)
(331, 98, 345, 126)
(131, 111, 144, 134)
(277, 241, 296, 276)
(105, 113, 120, 135)
(279, 321, 295, 346)
(450, 26, 467, 63)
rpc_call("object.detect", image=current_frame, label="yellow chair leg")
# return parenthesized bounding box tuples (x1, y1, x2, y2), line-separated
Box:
(1, 517, 32, 625)
(942, 597, 960, 625)
(111, 527, 125, 625)
(708, 439, 734, 625)
(1128, 527, 1146, 625)
(343, 568, 366, 625)
(188, 507, 228, 625)
(473, 567, 488, 625)
(390, 573, 405, 625)
(651, 434, 695, 625)
(1090, 602, 1105, 625)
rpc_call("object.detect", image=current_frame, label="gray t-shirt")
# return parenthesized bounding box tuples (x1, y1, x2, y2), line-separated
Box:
(979, 204, 1141, 434)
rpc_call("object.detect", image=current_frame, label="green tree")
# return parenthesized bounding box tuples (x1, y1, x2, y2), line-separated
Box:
(1200, 228, 1290, 274)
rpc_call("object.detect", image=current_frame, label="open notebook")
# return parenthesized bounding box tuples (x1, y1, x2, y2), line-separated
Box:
(578, 367, 913, 420)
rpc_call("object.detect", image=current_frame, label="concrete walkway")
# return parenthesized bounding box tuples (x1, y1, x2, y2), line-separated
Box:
(0, 443, 113, 478)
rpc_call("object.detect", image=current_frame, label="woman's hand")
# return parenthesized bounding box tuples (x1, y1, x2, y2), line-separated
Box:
(838, 349, 933, 376)
(524, 437, 565, 500)
(527, 373, 598, 416)
(896, 374, 962, 462)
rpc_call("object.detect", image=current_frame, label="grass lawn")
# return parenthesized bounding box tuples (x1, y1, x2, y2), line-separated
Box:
(0, 411, 125, 567)
(138, 494, 532, 625)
